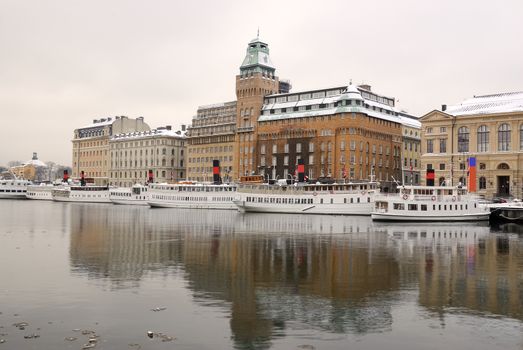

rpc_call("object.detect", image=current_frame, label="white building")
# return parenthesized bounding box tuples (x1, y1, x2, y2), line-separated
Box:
(109, 126, 186, 187)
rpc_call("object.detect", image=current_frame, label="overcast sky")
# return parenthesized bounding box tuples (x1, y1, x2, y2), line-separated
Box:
(1, 0, 522, 166)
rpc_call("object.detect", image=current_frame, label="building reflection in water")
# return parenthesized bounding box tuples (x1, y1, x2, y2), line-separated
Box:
(69, 206, 523, 348)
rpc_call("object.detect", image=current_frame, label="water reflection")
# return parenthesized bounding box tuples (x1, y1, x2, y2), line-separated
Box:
(68, 206, 523, 348)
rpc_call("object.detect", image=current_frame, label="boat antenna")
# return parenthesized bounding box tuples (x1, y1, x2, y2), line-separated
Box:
(391, 176, 401, 187)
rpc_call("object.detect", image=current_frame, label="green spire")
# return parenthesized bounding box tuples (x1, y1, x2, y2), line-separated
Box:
(240, 36, 275, 76)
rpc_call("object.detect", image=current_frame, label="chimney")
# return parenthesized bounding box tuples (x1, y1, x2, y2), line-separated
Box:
(32, 152, 38, 160)
(166, 125, 172, 130)
(213, 160, 221, 184)
(442, 104, 447, 112)
(93, 119, 98, 123)
(181, 124, 186, 131)
(297, 158, 305, 182)
(359, 84, 371, 91)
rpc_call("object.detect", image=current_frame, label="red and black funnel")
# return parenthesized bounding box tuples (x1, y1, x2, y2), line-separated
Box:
(297, 159, 305, 182)
(80, 170, 86, 186)
(63, 170, 69, 182)
(213, 160, 221, 184)
(426, 169, 435, 186)
(148, 169, 154, 183)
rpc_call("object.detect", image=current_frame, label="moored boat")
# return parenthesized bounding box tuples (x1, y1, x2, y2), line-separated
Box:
(109, 184, 149, 206)
(52, 185, 111, 203)
(26, 183, 65, 200)
(233, 181, 378, 215)
(371, 185, 490, 221)
(147, 182, 237, 210)
(0, 175, 32, 199)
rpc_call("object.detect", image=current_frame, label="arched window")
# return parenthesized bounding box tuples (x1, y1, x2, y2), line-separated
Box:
(498, 123, 511, 151)
(439, 177, 446, 186)
(479, 177, 487, 190)
(458, 176, 467, 186)
(457, 126, 469, 152)
(477, 125, 489, 152)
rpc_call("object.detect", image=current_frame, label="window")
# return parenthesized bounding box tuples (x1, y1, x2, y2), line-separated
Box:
(498, 123, 511, 151)
(284, 143, 289, 153)
(479, 176, 486, 190)
(440, 127, 446, 133)
(296, 143, 302, 153)
(439, 163, 445, 170)
(427, 139, 434, 153)
(439, 139, 447, 153)
(272, 144, 277, 153)
(477, 125, 489, 152)
(479, 163, 486, 170)
(520, 124, 523, 150)
(458, 126, 469, 152)
(260, 144, 266, 154)
(426, 127, 433, 134)
(309, 142, 314, 152)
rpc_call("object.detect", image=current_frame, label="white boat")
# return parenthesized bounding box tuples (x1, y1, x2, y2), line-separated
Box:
(109, 184, 149, 206)
(371, 185, 490, 221)
(52, 185, 111, 203)
(147, 182, 237, 210)
(0, 177, 32, 199)
(233, 181, 378, 215)
(26, 183, 62, 200)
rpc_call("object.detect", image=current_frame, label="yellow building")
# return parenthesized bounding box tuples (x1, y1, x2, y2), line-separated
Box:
(72, 116, 150, 185)
(10, 152, 46, 181)
(186, 102, 236, 182)
(420, 91, 523, 199)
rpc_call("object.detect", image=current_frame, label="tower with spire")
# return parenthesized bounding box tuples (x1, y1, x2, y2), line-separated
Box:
(234, 35, 280, 179)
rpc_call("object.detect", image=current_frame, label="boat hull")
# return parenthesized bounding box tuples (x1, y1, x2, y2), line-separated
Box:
(148, 201, 237, 210)
(234, 200, 372, 215)
(110, 199, 149, 206)
(0, 193, 27, 199)
(371, 212, 490, 222)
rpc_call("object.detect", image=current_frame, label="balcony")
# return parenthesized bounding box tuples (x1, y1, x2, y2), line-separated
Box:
(237, 126, 254, 133)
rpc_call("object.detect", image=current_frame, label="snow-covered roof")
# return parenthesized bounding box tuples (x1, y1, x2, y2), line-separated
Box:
(259, 85, 409, 123)
(111, 128, 186, 141)
(398, 115, 421, 128)
(80, 118, 114, 129)
(241, 51, 275, 69)
(446, 91, 523, 116)
(23, 159, 47, 167)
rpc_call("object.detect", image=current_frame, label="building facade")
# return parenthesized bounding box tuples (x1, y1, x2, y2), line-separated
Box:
(186, 102, 236, 182)
(256, 84, 405, 187)
(234, 37, 280, 179)
(10, 152, 47, 181)
(109, 126, 186, 187)
(72, 116, 150, 185)
(420, 91, 523, 199)
(400, 115, 422, 185)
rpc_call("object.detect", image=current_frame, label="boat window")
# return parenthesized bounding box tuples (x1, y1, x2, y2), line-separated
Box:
(320, 199, 323, 204)
(408, 204, 418, 210)
(330, 198, 333, 204)
(433, 205, 436, 210)
(344, 198, 347, 203)
(393, 203, 404, 210)
(367, 197, 370, 203)
(444, 205, 447, 210)
(350, 198, 353, 203)
(438, 205, 441, 210)
(357, 198, 360, 203)
(466, 205, 468, 210)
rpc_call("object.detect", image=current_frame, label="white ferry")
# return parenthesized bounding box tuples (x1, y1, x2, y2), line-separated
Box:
(52, 185, 111, 203)
(26, 183, 61, 200)
(109, 184, 149, 206)
(233, 181, 378, 215)
(147, 182, 237, 210)
(371, 185, 490, 221)
(0, 177, 32, 199)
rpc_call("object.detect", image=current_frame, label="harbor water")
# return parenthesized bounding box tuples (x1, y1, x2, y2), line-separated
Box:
(0, 200, 522, 349)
